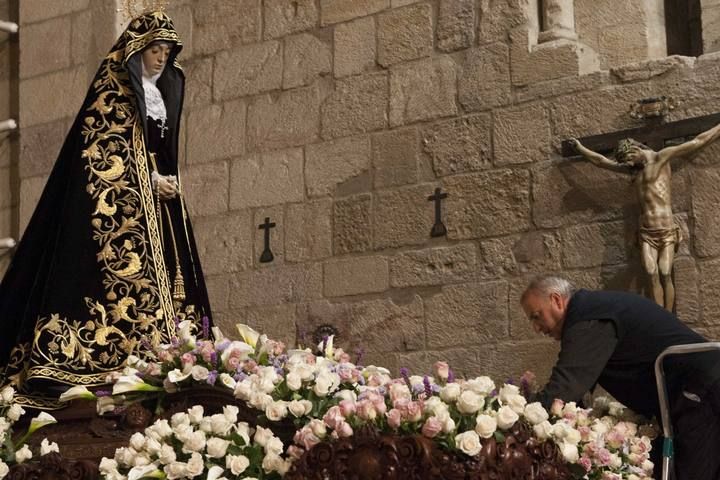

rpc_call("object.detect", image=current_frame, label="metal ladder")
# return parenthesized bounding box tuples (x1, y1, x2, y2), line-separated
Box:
(654, 342, 720, 480)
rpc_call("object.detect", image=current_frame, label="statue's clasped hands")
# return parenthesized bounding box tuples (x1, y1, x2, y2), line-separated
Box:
(151, 171, 179, 200)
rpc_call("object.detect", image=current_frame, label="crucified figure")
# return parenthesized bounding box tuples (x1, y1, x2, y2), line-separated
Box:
(570, 122, 720, 311)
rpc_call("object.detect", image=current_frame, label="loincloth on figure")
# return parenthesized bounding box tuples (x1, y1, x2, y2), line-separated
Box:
(638, 224, 683, 251)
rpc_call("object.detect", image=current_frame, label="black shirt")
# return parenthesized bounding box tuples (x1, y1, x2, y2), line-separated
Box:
(536, 289, 720, 418)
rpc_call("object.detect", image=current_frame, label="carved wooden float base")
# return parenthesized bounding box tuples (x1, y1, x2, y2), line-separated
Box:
(286, 423, 572, 480)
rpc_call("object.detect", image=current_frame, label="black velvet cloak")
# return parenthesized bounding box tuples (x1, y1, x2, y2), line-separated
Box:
(0, 11, 212, 408)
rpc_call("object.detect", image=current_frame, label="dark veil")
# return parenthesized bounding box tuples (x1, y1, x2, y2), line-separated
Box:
(0, 11, 212, 408)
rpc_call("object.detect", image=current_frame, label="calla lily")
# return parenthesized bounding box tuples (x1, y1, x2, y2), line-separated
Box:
(128, 464, 164, 480)
(167, 369, 192, 384)
(59, 386, 97, 403)
(28, 412, 57, 434)
(112, 375, 163, 395)
(220, 341, 254, 364)
(236, 324, 260, 348)
(207, 466, 225, 480)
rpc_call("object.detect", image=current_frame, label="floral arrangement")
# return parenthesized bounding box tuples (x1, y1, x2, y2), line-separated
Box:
(62, 322, 657, 479)
(0, 386, 60, 478)
(98, 404, 292, 480)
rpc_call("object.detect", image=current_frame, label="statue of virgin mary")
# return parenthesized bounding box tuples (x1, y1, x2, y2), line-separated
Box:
(0, 10, 212, 408)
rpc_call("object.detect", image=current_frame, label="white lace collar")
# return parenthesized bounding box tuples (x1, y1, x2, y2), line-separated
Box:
(142, 63, 167, 122)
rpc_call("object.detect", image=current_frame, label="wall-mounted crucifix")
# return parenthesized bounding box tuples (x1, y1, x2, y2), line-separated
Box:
(258, 217, 276, 263)
(561, 111, 720, 312)
(428, 187, 448, 238)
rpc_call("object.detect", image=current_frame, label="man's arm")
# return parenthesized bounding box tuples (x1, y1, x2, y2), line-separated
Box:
(657, 122, 720, 164)
(570, 139, 630, 174)
(534, 319, 618, 409)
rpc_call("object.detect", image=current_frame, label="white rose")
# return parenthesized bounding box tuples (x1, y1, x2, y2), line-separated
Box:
(434, 409, 456, 433)
(524, 402, 549, 425)
(608, 401, 625, 418)
(182, 430, 206, 453)
(235, 422, 251, 445)
(0, 461, 8, 478)
(98, 458, 118, 473)
(457, 390, 484, 415)
(533, 420, 553, 440)
(334, 390, 357, 402)
(496, 405, 519, 430)
(40, 438, 60, 455)
(591, 419, 610, 435)
(144, 437, 161, 456)
(440, 383, 462, 403)
(265, 436, 284, 456)
(498, 384, 520, 403)
(262, 453, 289, 475)
(188, 405, 204, 424)
(129, 432, 146, 451)
(0, 386, 14, 404)
(475, 414, 497, 438)
(132, 452, 152, 467)
(171, 412, 190, 428)
(464, 376, 495, 396)
(151, 419, 173, 438)
(288, 400, 309, 418)
(254, 426, 274, 447)
(234, 379, 253, 400)
(114, 447, 135, 466)
(552, 422, 570, 439)
(191, 365, 209, 381)
(164, 461, 188, 479)
(7, 404, 24, 422)
(609, 453, 622, 469)
(158, 444, 176, 464)
(226, 454, 250, 476)
(286, 371, 302, 391)
(266, 401, 288, 421)
(210, 414, 232, 436)
(313, 371, 339, 397)
(15, 444, 32, 463)
(223, 405, 239, 424)
(641, 459, 654, 472)
(455, 431, 482, 456)
(186, 452, 204, 477)
(505, 394, 527, 414)
(560, 441, 579, 463)
(565, 427, 582, 445)
(206, 437, 231, 458)
(308, 419, 327, 438)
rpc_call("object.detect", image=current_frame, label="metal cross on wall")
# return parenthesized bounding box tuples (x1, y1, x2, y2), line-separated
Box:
(258, 217, 276, 263)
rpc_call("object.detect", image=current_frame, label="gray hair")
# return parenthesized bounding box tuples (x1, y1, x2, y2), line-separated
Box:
(522, 275, 576, 300)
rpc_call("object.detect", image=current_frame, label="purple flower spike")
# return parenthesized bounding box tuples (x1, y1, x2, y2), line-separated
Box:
(94, 390, 111, 397)
(202, 316, 210, 339)
(447, 368, 455, 383)
(354, 347, 365, 367)
(210, 351, 218, 366)
(207, 370, 218, 385)
(423, 375, 433, 398)
(400, 367, 412, 391)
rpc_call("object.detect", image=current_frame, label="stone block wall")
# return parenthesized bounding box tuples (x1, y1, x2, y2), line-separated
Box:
(6, 0, 720, 386)
(0, 0, 16, 276)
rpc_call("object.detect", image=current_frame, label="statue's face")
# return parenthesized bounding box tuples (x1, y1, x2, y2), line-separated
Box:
(141, 41, 172, 77)
(624, 147, 648, 167)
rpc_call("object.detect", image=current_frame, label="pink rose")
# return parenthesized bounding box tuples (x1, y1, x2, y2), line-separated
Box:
(405, 401, 423, 423)
(181, 353, 196, 367)
(335, 420, 353, 438)
(433, 361, 450, 382)
(323, 406, 345, 430)
(287, 445, 305, 460)
(386, 409, 402, 429)
(421, 417, 443, 438)
(356, 400, 377, 421)
(578, 455, 592, 472)
(551, 399, 564, 417)
(294, 426, 321, 450)
(339, 399, 356, 417)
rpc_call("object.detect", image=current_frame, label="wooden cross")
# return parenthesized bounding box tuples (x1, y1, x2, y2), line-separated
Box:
(258, 217, 276, 263)
(427, 187, 448, 238)
(560, 112, 720, 157)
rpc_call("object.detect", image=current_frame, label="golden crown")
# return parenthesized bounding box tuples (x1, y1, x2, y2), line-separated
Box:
(118, 0, 170, 21)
